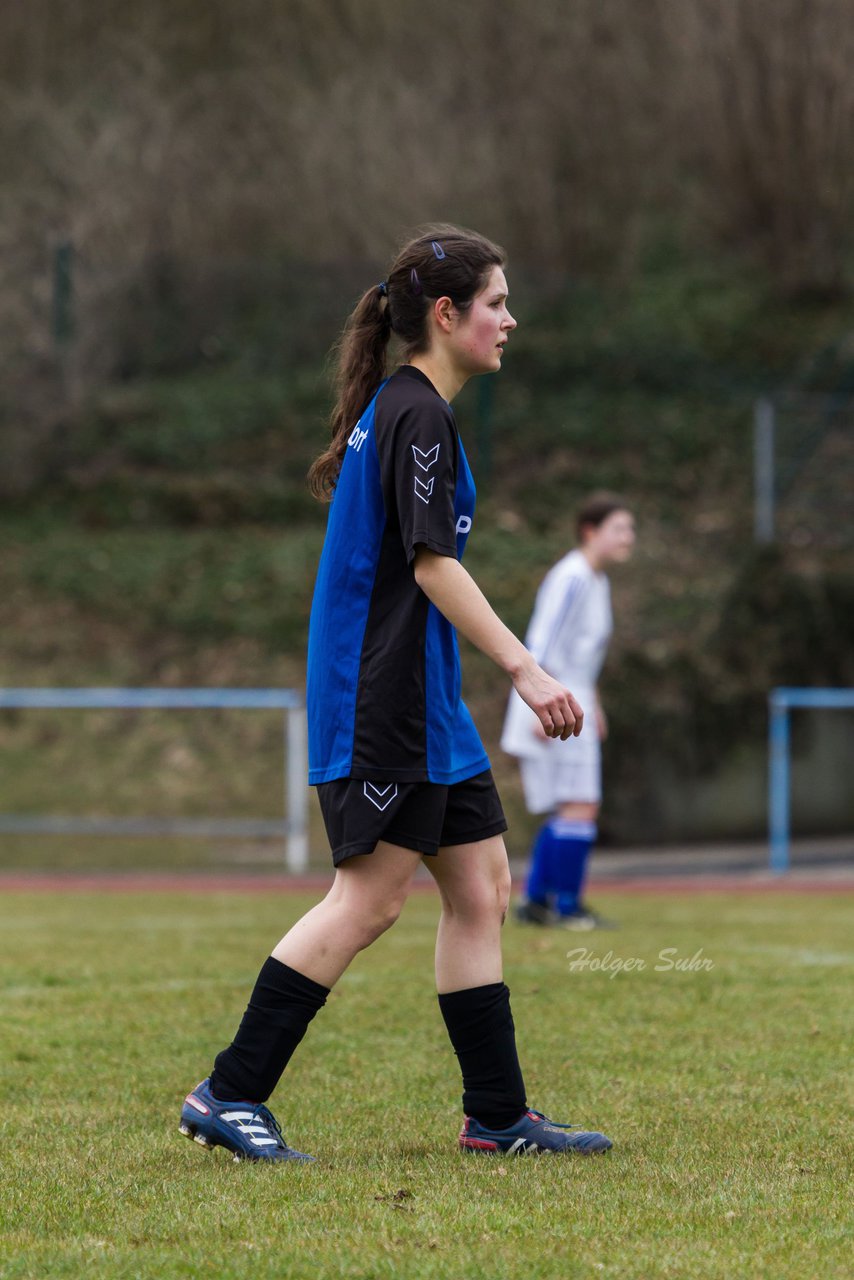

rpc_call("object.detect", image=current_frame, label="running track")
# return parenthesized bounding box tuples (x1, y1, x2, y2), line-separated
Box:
(1, 872, 851, 894)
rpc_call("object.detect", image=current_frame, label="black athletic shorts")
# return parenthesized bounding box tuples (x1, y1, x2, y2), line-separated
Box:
(316, 769, 508, 866)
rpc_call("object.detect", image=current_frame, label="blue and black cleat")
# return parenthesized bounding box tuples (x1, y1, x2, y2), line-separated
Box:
(179, 1077, 314, 1163)
(460, 1108, 612, 1155)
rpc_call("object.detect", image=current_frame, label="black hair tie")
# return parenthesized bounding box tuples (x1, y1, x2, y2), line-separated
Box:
(377, 281, 388, 297)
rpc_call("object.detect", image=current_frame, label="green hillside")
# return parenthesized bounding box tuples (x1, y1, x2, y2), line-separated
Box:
(3, 251, 854, 858)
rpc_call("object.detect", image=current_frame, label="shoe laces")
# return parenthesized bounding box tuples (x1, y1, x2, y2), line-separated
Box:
(250, 1103, 287, 1147)
(527, 1109, 582, 1132)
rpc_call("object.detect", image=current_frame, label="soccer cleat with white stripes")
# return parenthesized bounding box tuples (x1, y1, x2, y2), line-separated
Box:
(459, 1108, 612, 1155)
(179, 1078, 314, 1162)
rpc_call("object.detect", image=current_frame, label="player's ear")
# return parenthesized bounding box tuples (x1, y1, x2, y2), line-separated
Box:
(434, 296, 455, 333)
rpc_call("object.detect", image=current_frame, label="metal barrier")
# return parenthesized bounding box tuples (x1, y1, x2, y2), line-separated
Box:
(0, 688, 308, 871)
(753, 394, 854, 549)
(768, 687, 854, 873)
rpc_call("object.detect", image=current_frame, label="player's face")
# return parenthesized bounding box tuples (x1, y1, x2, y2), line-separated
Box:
(589, 510, 636, 564)
(451, 266, 516, 374)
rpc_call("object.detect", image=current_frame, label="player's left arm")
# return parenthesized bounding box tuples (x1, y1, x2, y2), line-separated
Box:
(413, 547, 584, 741)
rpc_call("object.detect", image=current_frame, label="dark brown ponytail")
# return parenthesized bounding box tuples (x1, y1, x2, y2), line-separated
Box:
(308, 284, 391, 499)
(308, 223, 505, 500)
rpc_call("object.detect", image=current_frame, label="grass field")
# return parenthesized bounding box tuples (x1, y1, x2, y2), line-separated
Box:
(0, 887, 851, 1280)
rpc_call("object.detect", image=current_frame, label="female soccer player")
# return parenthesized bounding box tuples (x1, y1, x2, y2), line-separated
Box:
(179, 225, 612, 1162)
(501, 493, 636, 928)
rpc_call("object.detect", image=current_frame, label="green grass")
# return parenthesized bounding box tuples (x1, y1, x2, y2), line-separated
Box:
(0, 889, 851, 1279)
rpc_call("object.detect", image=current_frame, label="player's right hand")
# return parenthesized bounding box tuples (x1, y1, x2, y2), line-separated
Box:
(513, 663, 584, 740)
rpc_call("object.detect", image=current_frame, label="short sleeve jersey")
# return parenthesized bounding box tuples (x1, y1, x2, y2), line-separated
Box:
(500, 549, 613, 760)
(306, 365, 489, 785)
(522, 550, 612, 688)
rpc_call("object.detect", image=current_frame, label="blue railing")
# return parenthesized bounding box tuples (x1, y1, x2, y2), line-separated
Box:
(0, 688, 308, 870)
(769, 687, 854, 873)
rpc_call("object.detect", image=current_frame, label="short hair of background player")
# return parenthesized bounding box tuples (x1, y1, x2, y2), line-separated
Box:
(576, 492, 631, 542)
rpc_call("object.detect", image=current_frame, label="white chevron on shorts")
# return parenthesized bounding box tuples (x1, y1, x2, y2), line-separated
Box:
(363, 782, 399, 812)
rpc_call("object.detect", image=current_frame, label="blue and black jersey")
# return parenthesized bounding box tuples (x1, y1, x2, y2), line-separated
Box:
(307, 365, 489, 786)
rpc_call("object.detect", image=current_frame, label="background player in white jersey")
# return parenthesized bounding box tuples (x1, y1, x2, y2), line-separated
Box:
(501, 493, 636, 928)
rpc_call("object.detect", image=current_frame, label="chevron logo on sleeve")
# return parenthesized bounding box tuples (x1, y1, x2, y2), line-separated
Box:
(412, 443, 441, 471)
(414, 475, 435, 504)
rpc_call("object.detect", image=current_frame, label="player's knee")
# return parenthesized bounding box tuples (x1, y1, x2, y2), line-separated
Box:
(355, 895, 406, 947)
(496, 867, 512, 923)
(452, 869, 511, 926)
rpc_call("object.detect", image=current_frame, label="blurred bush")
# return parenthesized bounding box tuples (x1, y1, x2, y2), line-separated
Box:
(4, 0, 854, 492)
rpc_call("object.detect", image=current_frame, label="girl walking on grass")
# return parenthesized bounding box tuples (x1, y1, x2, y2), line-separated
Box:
(179, 224, 613, 1162)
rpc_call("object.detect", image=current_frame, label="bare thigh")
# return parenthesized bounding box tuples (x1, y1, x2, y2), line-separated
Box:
(425, 835, 513, 918)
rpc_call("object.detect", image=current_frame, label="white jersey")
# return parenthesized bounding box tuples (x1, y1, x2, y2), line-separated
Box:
(501, 549, 612, 762)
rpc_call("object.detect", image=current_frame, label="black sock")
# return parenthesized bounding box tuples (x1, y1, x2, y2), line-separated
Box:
(209, 957, 329, 1103)
(438, 982, 527, 1130)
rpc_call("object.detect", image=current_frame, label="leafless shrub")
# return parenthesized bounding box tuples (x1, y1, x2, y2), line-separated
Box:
(669, 0, 854, 296)
(1, 0, 853, 490)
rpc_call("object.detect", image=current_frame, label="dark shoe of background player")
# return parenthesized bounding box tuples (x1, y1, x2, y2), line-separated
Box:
(514, 899, 555, 926)
(558, 903, 618, 930)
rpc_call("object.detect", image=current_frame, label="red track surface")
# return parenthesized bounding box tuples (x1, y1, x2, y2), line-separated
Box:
(0, 872, 851, 894)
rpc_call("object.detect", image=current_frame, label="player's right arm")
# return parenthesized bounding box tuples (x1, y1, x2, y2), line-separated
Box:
(413, 547, 583, 740)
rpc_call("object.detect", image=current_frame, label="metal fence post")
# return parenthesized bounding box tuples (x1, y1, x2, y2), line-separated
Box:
(285, 705, 309, 872)
(768, 693, 790, 874)
(52, 238, 75, 353)
(476, 376, 494, 483)
(754, 397, 775, 543)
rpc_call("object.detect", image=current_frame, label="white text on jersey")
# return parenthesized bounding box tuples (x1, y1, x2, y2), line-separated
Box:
(348, 424, 369, 452)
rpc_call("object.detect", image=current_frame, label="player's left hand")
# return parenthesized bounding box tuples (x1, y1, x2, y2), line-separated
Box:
(532, 717, 550, 741)
(512, 659, 584, 740)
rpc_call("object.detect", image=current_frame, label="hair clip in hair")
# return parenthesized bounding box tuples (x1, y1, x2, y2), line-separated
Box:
(377, 281, 388, 296)
(410, 268, 423, 295)
(431, 241, 446, 260)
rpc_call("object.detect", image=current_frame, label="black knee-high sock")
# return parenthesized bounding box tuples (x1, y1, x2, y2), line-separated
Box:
(209, 957, 329, 1103)
(438, 982, 527, 1130)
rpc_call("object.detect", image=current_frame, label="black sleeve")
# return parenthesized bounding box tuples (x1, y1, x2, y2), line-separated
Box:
(379, 400, 460, 564)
